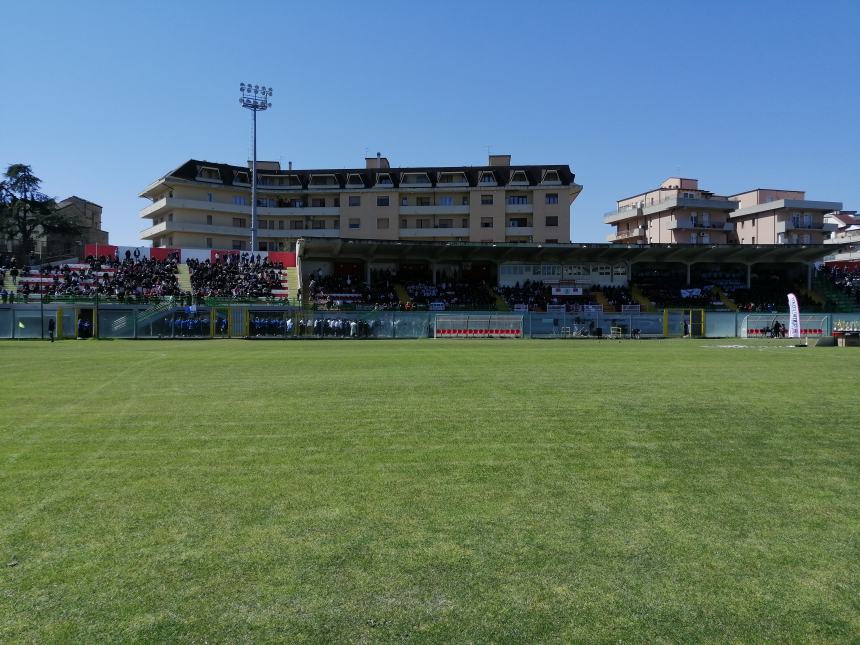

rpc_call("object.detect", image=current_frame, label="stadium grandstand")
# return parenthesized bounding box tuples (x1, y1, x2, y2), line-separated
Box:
(1, 238, 858, 340)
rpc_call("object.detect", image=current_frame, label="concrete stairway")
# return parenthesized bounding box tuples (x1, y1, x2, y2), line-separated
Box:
(176, 264, 193, 292)
(713, 286, 738, 311)
(285, 267, 299, 301)
(629, 284, 654, 312)
(592, 290, 614, 312)
(394, 283, 409, 305)
(494, 292, 510, 311)
(813, 275, 855, 312)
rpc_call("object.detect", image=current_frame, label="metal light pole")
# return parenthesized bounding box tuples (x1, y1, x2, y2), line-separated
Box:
(239, 83, 273, 254)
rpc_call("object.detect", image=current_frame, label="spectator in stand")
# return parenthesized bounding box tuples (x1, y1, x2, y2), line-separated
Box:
(187, 255, 281, 299)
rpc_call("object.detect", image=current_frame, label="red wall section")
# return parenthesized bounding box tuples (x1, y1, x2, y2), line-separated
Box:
(268, 252, 296, 267)
(150, 247, 181, 261)
(84, 244, 118, 258)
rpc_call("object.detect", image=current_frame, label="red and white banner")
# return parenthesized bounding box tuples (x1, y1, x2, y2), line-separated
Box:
(81, 245, 296, 267)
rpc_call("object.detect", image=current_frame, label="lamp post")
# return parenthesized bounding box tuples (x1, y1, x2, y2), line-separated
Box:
(239, 83, 273, 254)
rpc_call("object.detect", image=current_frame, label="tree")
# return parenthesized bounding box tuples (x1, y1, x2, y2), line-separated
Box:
(0, 164, 81, 260)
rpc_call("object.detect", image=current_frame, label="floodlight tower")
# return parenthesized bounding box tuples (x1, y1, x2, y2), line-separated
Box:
(239, 83, 273, 254)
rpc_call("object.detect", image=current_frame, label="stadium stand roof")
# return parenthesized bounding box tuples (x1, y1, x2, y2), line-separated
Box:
(300, 239, 846, 264)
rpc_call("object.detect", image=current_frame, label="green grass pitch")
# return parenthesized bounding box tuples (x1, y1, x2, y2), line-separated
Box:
(1, 339, 858, 642)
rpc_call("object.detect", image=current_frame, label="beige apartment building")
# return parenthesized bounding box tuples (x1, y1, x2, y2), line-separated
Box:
(727, 189, 840, 244)
(606, 178, 841, 246)
(604, 178, 737, 245)
(139, 155, 582, 251)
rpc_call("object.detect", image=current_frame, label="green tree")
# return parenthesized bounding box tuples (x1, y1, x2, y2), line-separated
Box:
(0, 164, 81, 260)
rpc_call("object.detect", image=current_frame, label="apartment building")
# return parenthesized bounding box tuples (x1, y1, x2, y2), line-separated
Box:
(604, 178, 737, 245)
(727, 189, 840, 244)
(139, 154, 582, 251)
(606, 178, 842, 246)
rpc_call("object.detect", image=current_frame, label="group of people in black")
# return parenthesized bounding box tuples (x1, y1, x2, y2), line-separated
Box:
(306, 270, 399, 310)
(187, 254, 282, 298)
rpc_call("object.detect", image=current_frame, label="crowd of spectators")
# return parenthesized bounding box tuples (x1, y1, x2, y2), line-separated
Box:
(404, 273, 495, 309)
(187, 255, 281, 298)
(496, 281, 551, 310)
(1, 255, 182, 302)
(306, 271, 399, 309)
(305, 268, 496, 310)
(821, 264, 860, 305)
(495, 281, 635, 312)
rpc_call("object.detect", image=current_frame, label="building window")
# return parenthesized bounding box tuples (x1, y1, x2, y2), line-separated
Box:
(462, 196, 469, 206)
(278, 220, 285, 230)
(416, 219, 430, 229)
(312, 220, 325, 229)
(507, 195, 528, 205)
(334, 197, 340, 207)
(377, 196, 390, 207)
(206, 237, 213, 248)
(349, 218, 360, 229)
(232, 239, 245, 250)
(462, 218, 469, 228)
(197, 167, 221, 181)
(417, 197, 431, 206)
(438, 219, 453, 228)
(207, 192, 213, 202)
(377, 217, 389, 229)
(481, 194, 493, 205)
(348, 196, 361, 207)
(401, 218, 408, 228)
(439, 196, 453, 206)
(481, 217, 494, 228)
(206, 215, 213, 225)
(234, 171, 250, 184)
(545, 193, 559, 205)
(232, 217, 246, 228)
(233, 196, 247, 206)
(333, 219, 339, 229)
(545, 216, 559, 227)
(167, 213, 173, 222)
(311, 198, 325, 208)
(401, 197, 408, 207)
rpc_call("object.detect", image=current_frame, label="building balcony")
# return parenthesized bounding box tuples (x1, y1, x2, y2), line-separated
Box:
(140, 220, 341, 240)
(139, 196, 340, 219)
(272, 206, 339, 216)
(668, 219, 733, 231)
(604, 206, 642, 224)
(505, 226, 533, 236)
(607, 227, 646, 242)
(777, 221, 838, 234)
(505, 203, 533, 214)
(399, 204, 470, 215)
(398, 227, 470, 238)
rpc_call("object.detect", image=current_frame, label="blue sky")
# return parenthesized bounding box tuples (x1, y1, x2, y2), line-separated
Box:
(2, 1, 858, 245)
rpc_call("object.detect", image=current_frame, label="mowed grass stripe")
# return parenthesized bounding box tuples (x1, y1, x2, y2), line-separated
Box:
(0, 339, 858, 642)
